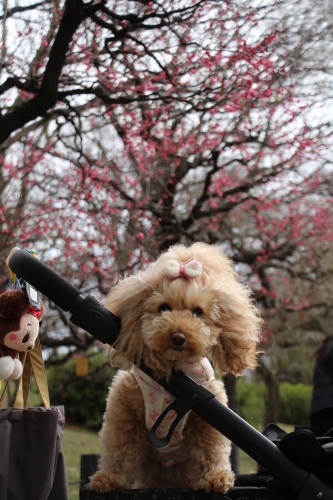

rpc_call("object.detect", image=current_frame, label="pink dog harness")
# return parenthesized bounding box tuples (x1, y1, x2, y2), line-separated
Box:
(130, 358, 215, 468)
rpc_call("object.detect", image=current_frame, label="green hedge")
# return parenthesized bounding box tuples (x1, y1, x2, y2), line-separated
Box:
(279, 382, 312, 427)
(236, 379, 312, 429)
(236, 378, 267, 430)
(47, 353, 115, 430)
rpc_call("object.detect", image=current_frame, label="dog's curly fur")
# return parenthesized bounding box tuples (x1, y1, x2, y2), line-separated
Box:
(90, 243, 262, 493)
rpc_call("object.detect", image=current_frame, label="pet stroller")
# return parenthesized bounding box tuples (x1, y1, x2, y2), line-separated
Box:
(8, 250, 333, 500)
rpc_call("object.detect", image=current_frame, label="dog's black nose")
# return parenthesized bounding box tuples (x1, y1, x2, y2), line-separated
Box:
(170, 332, 187, 347)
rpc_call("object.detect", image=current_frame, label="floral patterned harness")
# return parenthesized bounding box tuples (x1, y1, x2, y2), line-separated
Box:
(130, 358, 215, 468)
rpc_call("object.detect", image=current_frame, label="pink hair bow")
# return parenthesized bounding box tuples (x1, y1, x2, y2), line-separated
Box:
(164, 259, 202, 280)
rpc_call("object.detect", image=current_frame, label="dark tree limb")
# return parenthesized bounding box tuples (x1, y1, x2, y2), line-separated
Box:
(0, 2, 44, 20)
(0, 0, 105, 146)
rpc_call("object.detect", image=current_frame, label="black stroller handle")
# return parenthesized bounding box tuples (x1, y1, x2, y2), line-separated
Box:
(8, 250, 121, 345)
(144, 369, 333, 500)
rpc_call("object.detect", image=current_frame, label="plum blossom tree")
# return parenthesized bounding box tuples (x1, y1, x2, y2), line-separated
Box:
(1, 0, 333, 392)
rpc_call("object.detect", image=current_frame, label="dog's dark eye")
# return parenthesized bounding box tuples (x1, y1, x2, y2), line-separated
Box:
(158, 303, 172, 313)
(192, 307, 203, 317)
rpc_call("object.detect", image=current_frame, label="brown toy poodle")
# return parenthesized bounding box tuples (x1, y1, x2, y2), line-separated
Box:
(90, 242, 262, 493)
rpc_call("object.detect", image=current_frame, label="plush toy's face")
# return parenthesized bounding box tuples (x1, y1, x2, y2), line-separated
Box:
(3, 313, 39, 352)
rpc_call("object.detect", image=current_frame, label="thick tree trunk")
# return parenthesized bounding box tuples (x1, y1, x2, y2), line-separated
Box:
(224, 373, 240, 474)
(257, 363, 280, 426)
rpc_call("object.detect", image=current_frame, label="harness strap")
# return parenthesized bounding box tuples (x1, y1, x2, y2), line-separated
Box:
(150, 384, 215, 447)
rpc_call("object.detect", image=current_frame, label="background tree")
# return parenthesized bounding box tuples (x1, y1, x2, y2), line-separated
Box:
(254, 242, 333, 425)
(240, 0, 333, 423)
(1, 0, 333, 428)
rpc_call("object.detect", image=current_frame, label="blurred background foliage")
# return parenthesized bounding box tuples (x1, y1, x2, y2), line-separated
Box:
(47, 350, 115, 430)
(236, 378, 312, 429)
(23, 355, 313, 432)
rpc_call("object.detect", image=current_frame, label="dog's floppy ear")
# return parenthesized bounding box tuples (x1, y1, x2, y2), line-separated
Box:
(209, 273, 262, 377)
(104, 267, 157, 368)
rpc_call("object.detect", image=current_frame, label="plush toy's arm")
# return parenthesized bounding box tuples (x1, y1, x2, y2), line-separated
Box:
(0, 345, 22, 381)
(0, 344, 15, 380)
(7, 358, 23, 380)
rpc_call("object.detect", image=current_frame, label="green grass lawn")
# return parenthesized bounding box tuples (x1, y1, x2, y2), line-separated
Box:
(64, 425, 101, 500)
(239, 449, 257, 474)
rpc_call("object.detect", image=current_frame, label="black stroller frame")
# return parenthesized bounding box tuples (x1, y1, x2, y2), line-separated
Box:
(8, 250, 333, 500)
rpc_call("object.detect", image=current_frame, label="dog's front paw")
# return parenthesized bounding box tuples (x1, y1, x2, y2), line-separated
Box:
(200, 469, 235, 494)
(90, 471, 125, 492)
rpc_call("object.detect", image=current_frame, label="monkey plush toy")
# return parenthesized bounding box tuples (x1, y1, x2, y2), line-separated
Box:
(0, 289, 44, 380)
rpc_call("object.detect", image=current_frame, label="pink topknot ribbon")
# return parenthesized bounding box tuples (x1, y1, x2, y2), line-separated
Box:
(164, 259, 202, 280)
